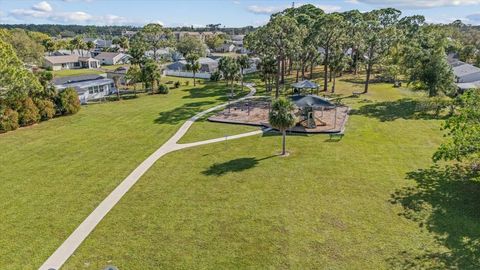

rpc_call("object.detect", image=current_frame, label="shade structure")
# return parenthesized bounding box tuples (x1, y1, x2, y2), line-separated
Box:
(291, 80, 319, 89)
(290, 94, 335, 108)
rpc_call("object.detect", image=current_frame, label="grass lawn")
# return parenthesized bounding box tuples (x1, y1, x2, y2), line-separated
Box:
(53, 68, 105, 78)
(2, 70, 479, 269)
(99, 64, 131, 71)
(0, 76, 249, 269)
(61, 75, 479, 269)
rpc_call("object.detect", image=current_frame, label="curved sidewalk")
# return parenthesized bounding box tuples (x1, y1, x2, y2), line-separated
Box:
(40, 84, 265, 270)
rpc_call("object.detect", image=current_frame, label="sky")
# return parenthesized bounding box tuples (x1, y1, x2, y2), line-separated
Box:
(1, 0, 480, 27)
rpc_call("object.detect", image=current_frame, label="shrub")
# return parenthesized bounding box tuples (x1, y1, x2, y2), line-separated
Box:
(58, 88, 81, 115)
(0, 108, 19, 132)
(36, 99, 56, 120)
(18, 97, 40, 126)
(210, 71, 221, 81)
(158, 84, 169, 94)
(185, 80, 190, 86)
(174, 81, 181, 88)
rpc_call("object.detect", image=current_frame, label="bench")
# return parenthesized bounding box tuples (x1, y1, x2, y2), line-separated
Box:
(329, 132, 344, 140)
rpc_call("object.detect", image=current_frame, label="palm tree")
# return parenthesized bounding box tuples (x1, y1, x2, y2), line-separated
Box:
(237, 55, 250, 91)
(142, 60, 161, 93)
(112, 76, 121, 100)
(125, 65, 141, 96)
(269, 98, 296, 156)
(219, 56, 240, 97)
(185, 54, 201, 86)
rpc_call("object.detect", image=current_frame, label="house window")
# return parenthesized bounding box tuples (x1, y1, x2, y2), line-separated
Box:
(88, 87, 94, 94)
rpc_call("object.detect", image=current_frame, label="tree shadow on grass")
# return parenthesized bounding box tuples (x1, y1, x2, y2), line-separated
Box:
(351, 98, 449, 122)
(154, 101, 216, 125)
(202, 156, 275, 176)
(182, 83, 241, 100)
(389, 165, 480, 269)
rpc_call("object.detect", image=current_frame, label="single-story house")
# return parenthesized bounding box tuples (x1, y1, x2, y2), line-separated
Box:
(44, 55, 100, 71)
(448, 55, 480, 91)
(94, 52, 131, 65)
(216, 44, 236, 53)
(166, 57, 219, 73)
(145, 48, 173, 61)
(53, 74, 116, 103)
(50, 49, 92, 57)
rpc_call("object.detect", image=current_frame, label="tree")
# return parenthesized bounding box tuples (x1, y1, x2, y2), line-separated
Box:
(0, 39, 43, 107)
(141, 59, 162, 92)
(1, 29, 45, 64)
(236, 55, 250, 91)
(459, 44, 477, 63)
(218, 56, 240, 96)
(185, 54, 201, 86)
(112, 76, 121, 100)
(269, 98, 296, 156)
(140, 23, 173, 61)
(86, 40, 96, 52)
(313, 13, 347, 91)
(57, 88, 80, 115)
(18, 97, 40, 126)
(205, 34, 225, 50)
(125, 65, 141, 96)
(359, 8, 401, 94)
(70, 36, 87, 56)
(407, 48, 457, 97)
(0, 108, 19, 132)
(177, 36, 206, 58)
(433, 90, 480, 166)
(255, 15, 301, 98)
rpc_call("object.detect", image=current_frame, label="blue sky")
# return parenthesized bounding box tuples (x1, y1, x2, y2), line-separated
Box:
(1, 0, 480, 27)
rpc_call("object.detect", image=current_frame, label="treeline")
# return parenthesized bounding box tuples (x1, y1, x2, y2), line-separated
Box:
(0, 37, 80, 133)
(0, 24, 140, 38)
(0, 24, 256, 38)
(244, 5, 478, 99)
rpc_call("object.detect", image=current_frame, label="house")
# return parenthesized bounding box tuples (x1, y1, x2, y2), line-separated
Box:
(164, 57, 219, 78)
(53, 74, 116, 103)
(83, 38, 116, 50)
(216, 43, 236, 53)
(44, 55, 100, 71)
(448, 55, 480, 90)
(94, 52, 131, 65)
(50, 49, 92, 57)
(145, 48, 173, 61)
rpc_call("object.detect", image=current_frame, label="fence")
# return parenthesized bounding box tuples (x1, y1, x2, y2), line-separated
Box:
(163, 70, 212, 79)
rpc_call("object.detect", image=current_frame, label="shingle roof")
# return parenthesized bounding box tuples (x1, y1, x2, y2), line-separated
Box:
(94, 52, 123, 60)
(291, 80, 319, 89)
(44, 55, 79, 64)
(453, 63, 480, 77)
(53, 74, 106, 85)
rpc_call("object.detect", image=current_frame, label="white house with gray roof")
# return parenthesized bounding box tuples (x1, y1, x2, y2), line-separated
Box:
(94, 52, 131, 65)
(53, 74, 116, 104)
(44, 55, 100, 71)
(448, 57, 480, 90)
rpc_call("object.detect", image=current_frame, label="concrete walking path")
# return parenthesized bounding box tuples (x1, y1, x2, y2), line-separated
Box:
(39, 84, 265, 270)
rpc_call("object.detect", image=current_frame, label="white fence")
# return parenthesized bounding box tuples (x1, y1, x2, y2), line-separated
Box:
(163, 70, 211, 79)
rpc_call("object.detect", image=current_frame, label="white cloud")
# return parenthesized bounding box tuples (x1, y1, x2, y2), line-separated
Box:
(354, 0, 480, 8)
(32, 1, 52, 12)
(233, 0, 240, 4)
(247, 3, 341, 15)
(7, 1, 131, 25)
(466, 13, 480, 23)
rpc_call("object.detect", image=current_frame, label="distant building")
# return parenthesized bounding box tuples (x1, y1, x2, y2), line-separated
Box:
(448, 55, 480, 90)
(53, 74, 116, 103)
(44, 55, 100, 71)
(165, 57, 219, 78)
(215, 43, 236, 53)
(94, 52, 131, 65)
(50, 49, 92, 57)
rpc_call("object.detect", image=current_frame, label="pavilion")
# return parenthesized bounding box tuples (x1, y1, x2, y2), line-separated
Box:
(291, 80, 320, 95)
(290, 94, 337, 129)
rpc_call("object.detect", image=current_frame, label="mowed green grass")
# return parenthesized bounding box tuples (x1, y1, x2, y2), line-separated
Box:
(0, 77, 249, 269)
(52, 68, 105, 77)
(63, 79, 479, 268)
